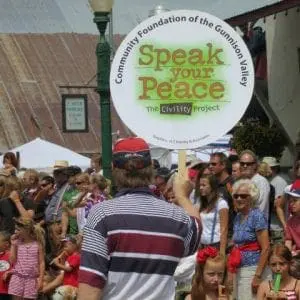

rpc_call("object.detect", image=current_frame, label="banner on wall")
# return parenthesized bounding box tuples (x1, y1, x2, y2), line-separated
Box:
(110, 10, 254, 149)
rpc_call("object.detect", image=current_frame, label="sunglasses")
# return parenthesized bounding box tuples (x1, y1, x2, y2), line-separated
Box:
(240, 161, 256, 167)
(233, 194, 249, 200)
(40, 183, 49, 187)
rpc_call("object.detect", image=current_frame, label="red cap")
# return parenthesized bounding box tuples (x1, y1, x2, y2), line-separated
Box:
(113, 137, 151, 170)
(113, 137, 149, 154)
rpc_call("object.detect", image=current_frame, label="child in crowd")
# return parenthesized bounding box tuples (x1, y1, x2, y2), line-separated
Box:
(0, 231, 12, 300)
(187, 247, 230, 300)
(285, 182, 300, 255)
(291, 255, 300, 280)
(257, 244, 300, 299)
(8, 217, 45, 300)
(51, 235, 80, 300)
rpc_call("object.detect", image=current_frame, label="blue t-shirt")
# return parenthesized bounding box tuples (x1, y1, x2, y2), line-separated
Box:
(233, 208, 268, 267)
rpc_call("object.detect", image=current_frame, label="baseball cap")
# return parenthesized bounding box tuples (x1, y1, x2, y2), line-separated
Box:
(61, 235, 77, 244)
(286, 180, 300, 198)
(262, 157, 280, 167)
(112, 137, 152, 170)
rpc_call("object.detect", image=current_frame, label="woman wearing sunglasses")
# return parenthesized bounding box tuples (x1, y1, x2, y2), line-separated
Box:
(227, 179, 271, 300)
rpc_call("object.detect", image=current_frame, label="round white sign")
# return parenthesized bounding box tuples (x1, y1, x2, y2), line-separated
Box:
(110, 10, 254, 149)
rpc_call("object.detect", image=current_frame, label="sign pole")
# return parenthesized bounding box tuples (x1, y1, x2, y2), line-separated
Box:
(178, 150, 187, 178)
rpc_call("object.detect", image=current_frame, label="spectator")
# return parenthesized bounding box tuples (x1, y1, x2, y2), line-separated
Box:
(199, 175, 229, 256)
(190, 247, 228, 300)
(293, 160, 300, 180)
(152, 159, 160, 170)
(257, 245, 300, 299)
(192, 163, 209, 206)
(61, 172, 87, 238)
(2, 152, 18, 176)
(209, 152, 234, 237)
(44, 166, 70, 256)
(8, 217, 45, 299)
(76, 174, 109, 234)
(90, 154, 102, 175)
(33, 175, 55, 224)
(51, 235, 80, 299)
(232, 161, 241, 181)
(0, 177, 35, 234)
(22, 169, 40, 201)
(228, 179, 270, 300)
(258, 162, 272, 178)
(78, 137, 201, 300)
(0, 172, 9, 199)
(0, 231, 12, 300)
(154, 167, 172, 197)
(239, 150, 270, 221)
(285, 180, 300, 255)
(263, 157, 288, 244)
(209, 152, 232, 188)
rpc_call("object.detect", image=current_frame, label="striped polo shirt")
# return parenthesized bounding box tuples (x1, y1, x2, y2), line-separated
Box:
(79, 188, 201, 300)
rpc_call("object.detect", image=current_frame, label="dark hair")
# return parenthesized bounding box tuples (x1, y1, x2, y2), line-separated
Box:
(228, 154, 239, 163)
(210, 152, 227, 164)
(152, 159, 160, 170)
(269, 244, 292, 263)
(3, 152, 18, 168)
(194, 163, 209, 202)
(271, 165, 281, 174)
(42, 176, 55, 185)
(199, 175, 219, 212)
(210, 152, 231, 174)
(155, 167, 171, 182)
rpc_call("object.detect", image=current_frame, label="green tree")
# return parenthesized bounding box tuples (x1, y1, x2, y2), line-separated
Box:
(231, 121, 288, 159)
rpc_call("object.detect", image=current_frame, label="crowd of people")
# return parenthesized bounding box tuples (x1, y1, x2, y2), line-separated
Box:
(0, 138, 299, 299)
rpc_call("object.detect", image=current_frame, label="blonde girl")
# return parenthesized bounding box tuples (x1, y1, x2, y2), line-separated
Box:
(8, 217, 45, 300)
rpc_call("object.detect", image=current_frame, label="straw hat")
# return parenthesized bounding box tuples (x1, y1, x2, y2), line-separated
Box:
(53, 160, 69, 169)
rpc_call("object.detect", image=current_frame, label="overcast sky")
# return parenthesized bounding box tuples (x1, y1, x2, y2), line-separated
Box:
(112, 0, 276, 34)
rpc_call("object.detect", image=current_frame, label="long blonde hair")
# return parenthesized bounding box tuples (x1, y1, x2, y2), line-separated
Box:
(15, 217, 45, 249)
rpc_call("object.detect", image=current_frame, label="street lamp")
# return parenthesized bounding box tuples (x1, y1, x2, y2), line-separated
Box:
(148, 5, 170, 17)
(89, 0, 114, 180)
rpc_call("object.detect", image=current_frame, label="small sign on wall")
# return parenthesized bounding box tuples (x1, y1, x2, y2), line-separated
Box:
(62, 94, 88, 132)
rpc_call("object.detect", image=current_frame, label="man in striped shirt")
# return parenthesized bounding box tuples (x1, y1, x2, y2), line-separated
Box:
(78, 137, 201, 300)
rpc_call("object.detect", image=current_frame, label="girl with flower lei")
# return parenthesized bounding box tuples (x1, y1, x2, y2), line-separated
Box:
(186, 247, 230, 300)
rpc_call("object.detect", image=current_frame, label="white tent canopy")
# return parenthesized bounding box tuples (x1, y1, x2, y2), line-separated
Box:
(0, 138, 90, 172)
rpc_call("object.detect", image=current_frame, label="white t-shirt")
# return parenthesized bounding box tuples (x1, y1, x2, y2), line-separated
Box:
(270, 175, 288, 231)
(252, 173, 270, 220)
(271, 175, 287, 198)
(200, 198, 228, 245)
